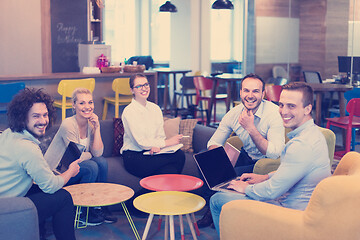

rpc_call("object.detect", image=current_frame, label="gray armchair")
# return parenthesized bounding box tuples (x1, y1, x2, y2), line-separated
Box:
(0, 197, 39, 240)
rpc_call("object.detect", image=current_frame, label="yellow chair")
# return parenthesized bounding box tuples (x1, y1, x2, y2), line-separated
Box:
(219, 151, 360, 240)
(102, 78, 132, 120)
(53, 78, 95, 120)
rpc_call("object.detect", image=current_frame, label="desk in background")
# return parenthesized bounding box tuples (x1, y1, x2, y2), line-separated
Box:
(207, 73, 243, 126)
(308, 83, 353, 126)
(154, 68, 191, 113)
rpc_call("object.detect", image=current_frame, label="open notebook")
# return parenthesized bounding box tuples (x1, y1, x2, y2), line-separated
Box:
(143, 144, 183, 155)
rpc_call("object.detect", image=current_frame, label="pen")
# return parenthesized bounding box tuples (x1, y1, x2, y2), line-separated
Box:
(182, 136, 190, 138)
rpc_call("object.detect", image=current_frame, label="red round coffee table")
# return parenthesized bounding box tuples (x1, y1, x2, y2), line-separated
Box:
(140, 174, 203, 238)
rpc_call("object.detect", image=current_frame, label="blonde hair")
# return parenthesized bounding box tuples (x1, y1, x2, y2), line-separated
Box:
(72, 88, 92, 114)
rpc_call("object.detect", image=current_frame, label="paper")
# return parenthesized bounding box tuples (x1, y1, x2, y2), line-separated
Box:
(143, 144, 183, 155)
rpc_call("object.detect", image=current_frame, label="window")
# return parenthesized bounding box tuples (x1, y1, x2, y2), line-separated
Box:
(150, 0, 171, 62)
(210, 0, 244, 62)
(103, 0, 136, 63)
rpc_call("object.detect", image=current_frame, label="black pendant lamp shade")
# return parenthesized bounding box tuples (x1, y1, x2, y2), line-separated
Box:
(212, 0, 234, 10)
(159, 1, 177, 12)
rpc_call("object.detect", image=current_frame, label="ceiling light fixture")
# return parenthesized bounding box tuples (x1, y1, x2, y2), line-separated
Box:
(159, 1, 177, 13)
(212, 0, 234, 10)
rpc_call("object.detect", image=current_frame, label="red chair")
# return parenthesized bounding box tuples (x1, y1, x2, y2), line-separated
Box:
(326, 98, 360, 158)
(193, 76, 227, 124)
(265, 84, 282, 103)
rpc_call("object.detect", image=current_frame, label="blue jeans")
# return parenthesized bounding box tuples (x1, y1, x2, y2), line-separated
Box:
(66, 156, 108, 185)
(210, 192, 251, 235)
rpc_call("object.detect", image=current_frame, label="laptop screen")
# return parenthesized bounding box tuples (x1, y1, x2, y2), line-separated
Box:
(193, 147, 237, 189)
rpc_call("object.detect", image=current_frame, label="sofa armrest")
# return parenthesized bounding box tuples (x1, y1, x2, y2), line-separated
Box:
(220, 199, 303, 240)
(192, 124, 216, 153)
(0, 197, 39, 240)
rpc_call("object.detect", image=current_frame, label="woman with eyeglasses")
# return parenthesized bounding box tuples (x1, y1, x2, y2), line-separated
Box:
(121, 73, 185, 179)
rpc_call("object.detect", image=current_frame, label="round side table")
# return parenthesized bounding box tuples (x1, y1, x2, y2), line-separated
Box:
(134, 191, 205, 240)
(64, 183, 140, 240)
(140, 174, 204, 238)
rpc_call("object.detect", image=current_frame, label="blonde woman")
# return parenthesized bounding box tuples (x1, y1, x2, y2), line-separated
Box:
(45, 88, 116, 225)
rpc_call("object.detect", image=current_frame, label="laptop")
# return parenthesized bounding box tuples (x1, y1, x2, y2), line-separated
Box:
(60, 141, 86, 169)
(193, 147, 243, 194)
(224, 142, 241, 167)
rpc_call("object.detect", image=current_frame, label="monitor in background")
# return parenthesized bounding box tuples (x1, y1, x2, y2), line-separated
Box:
(338, 56, 360, 73)
(338, 56, 351, 73)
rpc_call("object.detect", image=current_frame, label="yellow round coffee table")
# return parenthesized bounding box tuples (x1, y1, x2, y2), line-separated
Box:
(64, 183, 140, 239)
(134, 191, 205, 240)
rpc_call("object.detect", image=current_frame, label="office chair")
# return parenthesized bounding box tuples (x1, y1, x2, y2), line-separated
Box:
(265, 84, 282, 103)
(303, 71, 322, 84)
(326, 98, 360, 158)
(193, 76, 227, 124)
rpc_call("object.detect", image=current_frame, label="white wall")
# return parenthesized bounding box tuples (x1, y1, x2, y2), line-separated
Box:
(0, 0, 42, 75)
(256, 16, 299, 64)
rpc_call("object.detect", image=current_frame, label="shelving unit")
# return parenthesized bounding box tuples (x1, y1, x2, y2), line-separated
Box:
(88, 0, 103, 42)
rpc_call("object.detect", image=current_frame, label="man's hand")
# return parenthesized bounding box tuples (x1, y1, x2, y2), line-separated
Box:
(227, 179, 249, 193)
(150, 147, 160, 155)
(239, 173, 269, 184)
(238, 109, 256, 132)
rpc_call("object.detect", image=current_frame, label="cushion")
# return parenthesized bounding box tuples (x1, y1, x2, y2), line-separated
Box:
(163, 117, 181, 139)
(113, 118, 124, 156)
(179, 119, 198, 153)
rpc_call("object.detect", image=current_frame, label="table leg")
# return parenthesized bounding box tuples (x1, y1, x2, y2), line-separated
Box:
(186, 214, 198, 240)
(141, 213, 154, 240)
(169, 215, 175, 240)
(163, 74, 170, 112)
(179, 215, 185, 240)
(165, 215, 169, 240)
(226, 81, 232, 112)
(172, 73, 178, 111)
(75, 207, 89, 229)
(338, 92, 347, 148)
(207, 79, 218, 126)
(157, 215, 162, 231)
(315, 92, 322, 126)
(121, 202, 141, 240)
(191, 212, 200, 236)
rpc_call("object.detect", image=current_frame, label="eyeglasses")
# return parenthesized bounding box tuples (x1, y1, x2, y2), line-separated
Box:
(133, 82, 150, 90)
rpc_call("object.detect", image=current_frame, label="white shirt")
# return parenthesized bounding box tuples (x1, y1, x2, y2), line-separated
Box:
(121, 99, 166, 153)
(207, 100, 285, 160)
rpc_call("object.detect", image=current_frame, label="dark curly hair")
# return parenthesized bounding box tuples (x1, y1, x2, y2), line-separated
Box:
(7, 88, 56, 132)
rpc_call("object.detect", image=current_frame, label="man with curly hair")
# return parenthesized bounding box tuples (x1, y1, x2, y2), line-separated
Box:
(0, 88, 80, 240)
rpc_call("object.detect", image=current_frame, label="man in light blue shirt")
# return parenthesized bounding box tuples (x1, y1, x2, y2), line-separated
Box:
(210, 82, 331, 234)
(198, 73, 285, 228)
(0, 88, 80, 240)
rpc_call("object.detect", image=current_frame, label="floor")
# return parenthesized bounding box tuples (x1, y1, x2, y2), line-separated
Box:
(47, 207, 218, 240)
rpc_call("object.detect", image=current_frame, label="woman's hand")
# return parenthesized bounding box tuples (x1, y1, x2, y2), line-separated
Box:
(88, 113, 100, 130)
(165, 134, 183, 147)
(150, 147, 160, 155)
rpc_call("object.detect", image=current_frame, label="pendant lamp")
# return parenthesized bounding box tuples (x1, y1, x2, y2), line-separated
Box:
(159, 1, 177, 12)
(212, 0, 234, 10)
